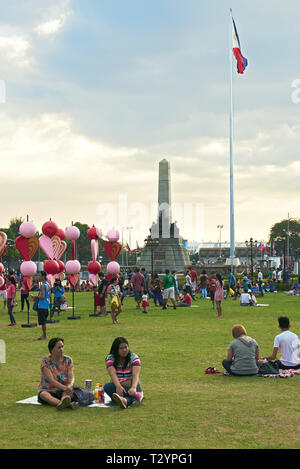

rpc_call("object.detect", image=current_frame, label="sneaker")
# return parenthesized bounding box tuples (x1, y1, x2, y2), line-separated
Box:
(112, 393, 127, 409)
(56, 395, 71, 410)
(134, 391, 143, 403)
(69, 401, 80, 410)
(8, 323, 17, 326)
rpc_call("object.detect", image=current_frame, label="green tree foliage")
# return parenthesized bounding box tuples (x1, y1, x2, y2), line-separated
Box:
(269, 218, 300, 257)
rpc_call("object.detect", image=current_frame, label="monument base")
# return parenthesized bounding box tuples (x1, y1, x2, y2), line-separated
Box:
(225, 257, 241, 266)
(139, 236, 190, 273)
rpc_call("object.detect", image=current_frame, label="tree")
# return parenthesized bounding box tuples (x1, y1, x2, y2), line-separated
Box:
(9, 217, 25, 238)
(269, 218, 300, 259)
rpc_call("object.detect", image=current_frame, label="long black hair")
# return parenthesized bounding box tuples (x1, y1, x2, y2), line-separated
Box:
(216, 273, 223, 285)
(109, 337, 131, 368)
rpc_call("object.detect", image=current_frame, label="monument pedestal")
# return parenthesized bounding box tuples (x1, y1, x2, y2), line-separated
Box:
(139, 236, 190, 273)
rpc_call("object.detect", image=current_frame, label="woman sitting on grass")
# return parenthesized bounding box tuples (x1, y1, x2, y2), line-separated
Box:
(104, 337, 143, 409)
(37, 337, 79, 410)
(222, 325, 261, 376)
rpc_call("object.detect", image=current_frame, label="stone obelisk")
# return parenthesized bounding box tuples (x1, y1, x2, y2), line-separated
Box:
(139, 159, 190, 273)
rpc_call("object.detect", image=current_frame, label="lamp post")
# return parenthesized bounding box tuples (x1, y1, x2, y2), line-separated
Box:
(145, 237, 160, 276)
(217, 225, 223, 259)
(245, 237, 257, 282)
(126, 226, 133, 266)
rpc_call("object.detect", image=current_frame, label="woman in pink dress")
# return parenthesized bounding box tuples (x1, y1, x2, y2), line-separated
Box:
(214, 274, 224, 318)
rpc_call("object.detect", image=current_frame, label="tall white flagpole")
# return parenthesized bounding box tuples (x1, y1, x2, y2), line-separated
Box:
(229, 8, 235, 272)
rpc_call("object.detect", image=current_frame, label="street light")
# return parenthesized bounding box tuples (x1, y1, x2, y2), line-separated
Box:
(126, 227, 133, 266)
(245, 237, 257, 281)
(217, 225, 224, 259)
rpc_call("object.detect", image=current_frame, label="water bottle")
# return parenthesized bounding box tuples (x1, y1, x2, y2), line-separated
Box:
(99, 384, 104, 404)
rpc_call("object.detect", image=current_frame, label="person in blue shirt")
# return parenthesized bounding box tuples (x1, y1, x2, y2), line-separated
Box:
(51, 279, 65, 318)
(31, 271, 50, 341)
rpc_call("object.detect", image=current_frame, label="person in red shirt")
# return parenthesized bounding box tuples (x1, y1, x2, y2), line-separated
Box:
(131, 268, 145, 310)
(171, 288, 192, 307)
(7, 276, 16, 326)
(189, 268, 197, 297)
(208, 273, 217, 310)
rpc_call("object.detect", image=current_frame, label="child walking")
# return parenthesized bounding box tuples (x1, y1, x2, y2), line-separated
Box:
(142, 293, 150, 314)
(7, 277, 17, 326)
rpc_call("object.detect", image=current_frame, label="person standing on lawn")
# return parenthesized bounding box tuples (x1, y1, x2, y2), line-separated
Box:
(161, 269, 176, 310)
(30, 271, 50, 341)
(215, 273, 224, 318)
(7, 276, 17, 326)
(131, 267, 145, 310)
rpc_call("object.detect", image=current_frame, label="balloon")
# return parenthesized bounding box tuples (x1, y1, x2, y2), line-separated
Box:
(47, 274, 54, 288)
(16, 236, 39, 261)
(20, 261, 37, 277)
(107, 261, 120, 275)
(65, 260, 81, 275)
(106, 229, 120, 242)
(56, 228, 66, 241)
(0, 263, 4, 274)
(68, 274, 80, 288)
(87, 226, 98, 240)
(96, 227, 102, 239)
(19, 221, 36, 239)
(91, 239, 98, 261)
(87, 260, 101, 275)
(42, 220, 58, 238)
(65, 226, 80, 240)
(0, 276, 4, 288)
(56, 259, 65, 273)
(39, 235, 54, 259)
(51, 235, 67, 260)
(89, 273, 98, 286)
(104, 241, 122, 261)
(0, 231, 7, 253)
(44, 259, 59, 275)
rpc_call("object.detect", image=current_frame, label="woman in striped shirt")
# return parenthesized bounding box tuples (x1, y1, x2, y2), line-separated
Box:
(104, 337, 143, 409)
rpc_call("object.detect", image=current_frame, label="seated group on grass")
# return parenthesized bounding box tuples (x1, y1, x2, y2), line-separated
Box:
(222, 317, 300, 376)
(38, 336, 143, 411)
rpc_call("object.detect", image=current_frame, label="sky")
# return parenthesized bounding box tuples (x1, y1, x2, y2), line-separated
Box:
(0, 0, 299, 248)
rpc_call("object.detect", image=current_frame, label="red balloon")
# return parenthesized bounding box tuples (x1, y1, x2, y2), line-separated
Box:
(87, 226, 98, 240)
(44, 259, 59, 275)
(87, 260, 101, 275)
(42, 221, 58, 238)
(56, 259, 65, 273)
(56, 228, 66, 241)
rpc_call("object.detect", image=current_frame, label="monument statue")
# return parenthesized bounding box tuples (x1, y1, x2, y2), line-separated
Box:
(139, 159, 190, 273)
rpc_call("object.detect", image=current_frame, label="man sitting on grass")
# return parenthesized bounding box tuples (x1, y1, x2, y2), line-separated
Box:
(266, 316, 300, 369)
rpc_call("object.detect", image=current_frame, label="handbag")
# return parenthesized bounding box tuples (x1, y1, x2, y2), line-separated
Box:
(110, 295, 119, 309)
(33, 297, 39, 312)
(258, 361, 279, 375)
(72, 386, 95, 406)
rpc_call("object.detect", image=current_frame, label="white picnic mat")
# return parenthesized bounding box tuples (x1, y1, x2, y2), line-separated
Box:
(17, 393, 112, 408)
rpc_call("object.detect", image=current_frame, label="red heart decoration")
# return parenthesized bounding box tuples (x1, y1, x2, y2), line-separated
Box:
(16, 236, 39, 261)
(68, 274, 80, 289)
(104, 241, 122, 261)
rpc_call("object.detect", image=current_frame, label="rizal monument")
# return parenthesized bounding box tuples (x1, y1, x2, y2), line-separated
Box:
(139, 159, 190, 272)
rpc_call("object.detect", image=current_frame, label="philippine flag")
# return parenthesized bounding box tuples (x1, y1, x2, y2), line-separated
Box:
(232, 17, 248, 74)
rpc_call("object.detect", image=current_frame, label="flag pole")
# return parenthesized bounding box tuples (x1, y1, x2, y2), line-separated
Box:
(229, 8, 235, 272)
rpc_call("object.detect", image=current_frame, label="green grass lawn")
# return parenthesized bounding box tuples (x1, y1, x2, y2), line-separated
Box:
(1, 290, 300, 449)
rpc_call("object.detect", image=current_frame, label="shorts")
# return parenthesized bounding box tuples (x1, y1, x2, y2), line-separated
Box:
(38, 389, 63, 404)
(210, 290, 215, 300)
(163, 287, 175, 300)
(99, 296, 106, 307)
(38, 308, 49, 325)
(134, 291, 143, 302)
(0, 290, 7, 299)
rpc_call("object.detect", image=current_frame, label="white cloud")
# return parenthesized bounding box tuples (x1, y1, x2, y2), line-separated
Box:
(0, 35, 31, 66)
(35, 15, 67, 36)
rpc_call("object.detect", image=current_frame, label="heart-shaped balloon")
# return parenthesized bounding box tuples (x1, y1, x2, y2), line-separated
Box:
(89, 273, 98, 286)
(23, 276, 33, 291)
(51, 235, 67, 260)
(68, 274, 80, 289)
(0, 244, 7, 257)
(39, 235, 54, 259)
(91, 239, 98, 261)
(104, 241, 122, 261)
(16, 236, 39, 261)
(0, 231, 7, 253)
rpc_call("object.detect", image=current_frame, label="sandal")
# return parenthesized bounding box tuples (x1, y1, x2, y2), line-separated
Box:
(205, 367, 221, 374)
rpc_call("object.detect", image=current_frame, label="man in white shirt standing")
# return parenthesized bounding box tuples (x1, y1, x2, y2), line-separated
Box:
(267, 317, 300, 369)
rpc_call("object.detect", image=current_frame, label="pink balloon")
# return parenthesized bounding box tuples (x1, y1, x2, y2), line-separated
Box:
(0, 263, 4, 274)
(89, 273, 97, 286)
(20, 261, 37, 277)
(65, 226, 80, 240)
(107, 261, 120, 275)
(39, 235, 54, 259)
(96, 227, 102, 239)
(19, 221, 36, 238)
(65, 260, 81, 275)
(107, 229, 120, 242)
